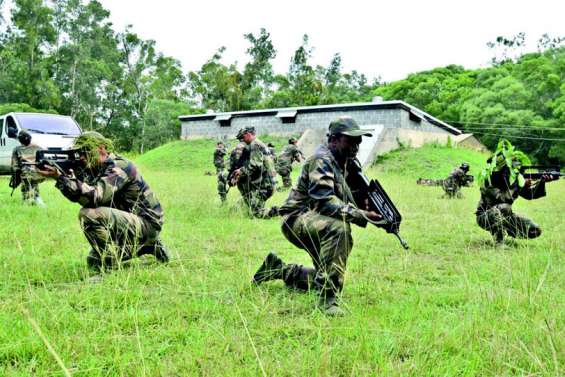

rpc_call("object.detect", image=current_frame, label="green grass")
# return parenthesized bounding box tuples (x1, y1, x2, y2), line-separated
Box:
(1, 140, 564, 376)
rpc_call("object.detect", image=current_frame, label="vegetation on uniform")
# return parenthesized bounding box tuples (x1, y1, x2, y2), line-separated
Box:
(1, 140, 564, 376)
(478, 139, 532, 187)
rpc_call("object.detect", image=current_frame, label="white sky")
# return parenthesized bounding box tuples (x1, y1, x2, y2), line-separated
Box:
(8, 0, 565, 82)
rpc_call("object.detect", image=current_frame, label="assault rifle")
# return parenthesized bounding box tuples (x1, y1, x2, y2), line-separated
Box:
(347, 159, 409, 250)
(520, 166, 564, 180)
(227, 146, 250, 187)
(8, 169, 22, 196)
(417, 174, 474, 186)
(35, 149, 84, 175)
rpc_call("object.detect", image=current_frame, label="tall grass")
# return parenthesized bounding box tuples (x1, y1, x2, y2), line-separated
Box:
(0, 140, 563, 376)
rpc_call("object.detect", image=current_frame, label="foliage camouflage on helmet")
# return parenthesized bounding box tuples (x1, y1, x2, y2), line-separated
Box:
(73, 131, 115, 168)
(479, 139, 531, 187)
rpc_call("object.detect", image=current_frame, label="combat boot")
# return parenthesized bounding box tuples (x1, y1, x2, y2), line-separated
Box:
(137, 239, 170, 263)
(318, 295, 345, 317)
(86, 249, 103, 270)
(252, 252, 284, 285)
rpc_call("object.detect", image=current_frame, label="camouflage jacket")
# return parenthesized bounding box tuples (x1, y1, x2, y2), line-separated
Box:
(279, 144, 367, 226)
(476, 172, 546, 213)
(213, 146, 227, 169)
(276, 144, 303, 169)
(55, 154, 164, 230)
(238, 139, 276, 190)
(11, 144, 41, 174)
(443, 167, 468, 188)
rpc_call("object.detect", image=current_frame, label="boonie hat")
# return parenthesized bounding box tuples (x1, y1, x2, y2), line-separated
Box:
(328, 117, 372, 137)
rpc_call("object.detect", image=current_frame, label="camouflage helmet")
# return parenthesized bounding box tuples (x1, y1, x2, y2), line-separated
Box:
(74, 131, 114, 152)
(17, 129, 32, 145)
(236, 126, 255, 140)
(460, 162, 470, 172)
(288, 137, 297, 144)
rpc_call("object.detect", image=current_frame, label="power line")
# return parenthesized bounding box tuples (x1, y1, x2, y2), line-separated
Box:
(468, 131, 565, 142)
(446, 119, 565, 129)
(461, 126, 565, 131)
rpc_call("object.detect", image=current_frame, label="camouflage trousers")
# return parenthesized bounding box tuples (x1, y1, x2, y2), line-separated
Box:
(280, 211, 353, 298)
(21, 171, 45, 204)
(216, 169, 228, 202)
(238, 184, 275, 218)
(442, 179, 462, 198)
(276, 166, 292, 188)
(21, 178, 41, 203)
(476, 204, 541, 242)
(79, 207, 160, 266)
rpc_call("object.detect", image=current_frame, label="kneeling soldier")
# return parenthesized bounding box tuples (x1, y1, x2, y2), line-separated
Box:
(252, 117, 380, 316)
(38, 131, 168, 269)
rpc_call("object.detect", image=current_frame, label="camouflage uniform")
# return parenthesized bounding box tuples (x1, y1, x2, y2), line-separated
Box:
(275, 143, 303, 188)
(237, 138, 277, 218)
(442, 167, 467, 198)
(55, 154, 166, 268)
(476, 171, 545, 242)
(214, 144, 228, 201)
(276, 144, 368, 298)
(11, 143, 44, 204)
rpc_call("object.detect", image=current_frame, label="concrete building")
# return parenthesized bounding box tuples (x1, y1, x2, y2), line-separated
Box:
(179, 100, 485, 166)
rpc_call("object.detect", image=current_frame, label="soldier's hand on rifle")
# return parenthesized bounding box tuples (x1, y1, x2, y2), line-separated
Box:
(232, 168, 242, 184)
(37, 165, 61, 179)
(364, 210, 382, 222)
(542, 174, 559, 182)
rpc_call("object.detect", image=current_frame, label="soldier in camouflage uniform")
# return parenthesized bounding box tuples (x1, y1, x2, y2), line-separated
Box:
(442, 162, 471, 198)
(267, 143, 276, 159)
(231, 127, 278, 218)
(11, 130, 45, 206)
(38, 131, 168, 270)
(252, 117, 380, 316)
(214, 142, 228, 202)
(275, 137, 304, 189)
(476, 164, 555, 244)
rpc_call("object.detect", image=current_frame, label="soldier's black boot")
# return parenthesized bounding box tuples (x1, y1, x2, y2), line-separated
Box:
(86, 249, 103, 271)
(252, 252, 284, 285)
(138, 239, 170, 263)
(318, 293, 345, 317)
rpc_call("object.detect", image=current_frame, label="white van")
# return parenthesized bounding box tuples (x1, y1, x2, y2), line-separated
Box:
(0, 112, 82, 174)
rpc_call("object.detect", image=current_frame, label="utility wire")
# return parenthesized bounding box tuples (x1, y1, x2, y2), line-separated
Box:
(466, 131, 565, 142)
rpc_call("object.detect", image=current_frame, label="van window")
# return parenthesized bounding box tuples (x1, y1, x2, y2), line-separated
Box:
(15, 114, 81, 136)
(6, 116, 18, 138)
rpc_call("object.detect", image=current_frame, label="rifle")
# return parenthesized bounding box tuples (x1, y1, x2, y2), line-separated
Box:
(227, 146, 250, 187)
(520, 166, 564, 180)
(347, 159, 409, 250)
(9, 169, 22, 196)
(35, 149, 84, 175)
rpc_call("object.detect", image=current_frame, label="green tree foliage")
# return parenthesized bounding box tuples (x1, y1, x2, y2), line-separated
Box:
(1, 4, 564, 162)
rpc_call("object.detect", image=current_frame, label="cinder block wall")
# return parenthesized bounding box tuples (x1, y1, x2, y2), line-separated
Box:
(181, 108, 449, 140)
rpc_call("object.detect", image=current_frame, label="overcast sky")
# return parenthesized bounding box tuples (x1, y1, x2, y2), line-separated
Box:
(91, 1, 564, 82)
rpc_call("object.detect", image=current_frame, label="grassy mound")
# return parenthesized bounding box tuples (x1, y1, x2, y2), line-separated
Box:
(372, 143, 489, 179)
(136, 135, 300, 172)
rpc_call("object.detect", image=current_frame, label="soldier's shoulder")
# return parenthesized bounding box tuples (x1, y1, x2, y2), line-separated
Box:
(252, 139, 269, 153)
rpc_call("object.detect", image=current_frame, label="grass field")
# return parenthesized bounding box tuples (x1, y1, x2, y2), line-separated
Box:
(1, 140, 564, 376)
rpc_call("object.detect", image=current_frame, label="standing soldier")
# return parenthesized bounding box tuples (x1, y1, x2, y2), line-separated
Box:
(231, 127, 278, 218)
(38, 131, 169, 270)
(275, 137, 304, 189)
(442, 162, 471, 198)
(213, 141, 228, 202)
(252, 117, 380, 316)
(11, 130, 45, 206)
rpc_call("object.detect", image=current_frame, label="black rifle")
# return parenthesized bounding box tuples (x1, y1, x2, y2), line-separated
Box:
(347, 159, 409, 250)
(520, 166, 564, 180)
(227, 146, 250, 187)
(35, 149, 84, 175)
(9, 169, 22, 196)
